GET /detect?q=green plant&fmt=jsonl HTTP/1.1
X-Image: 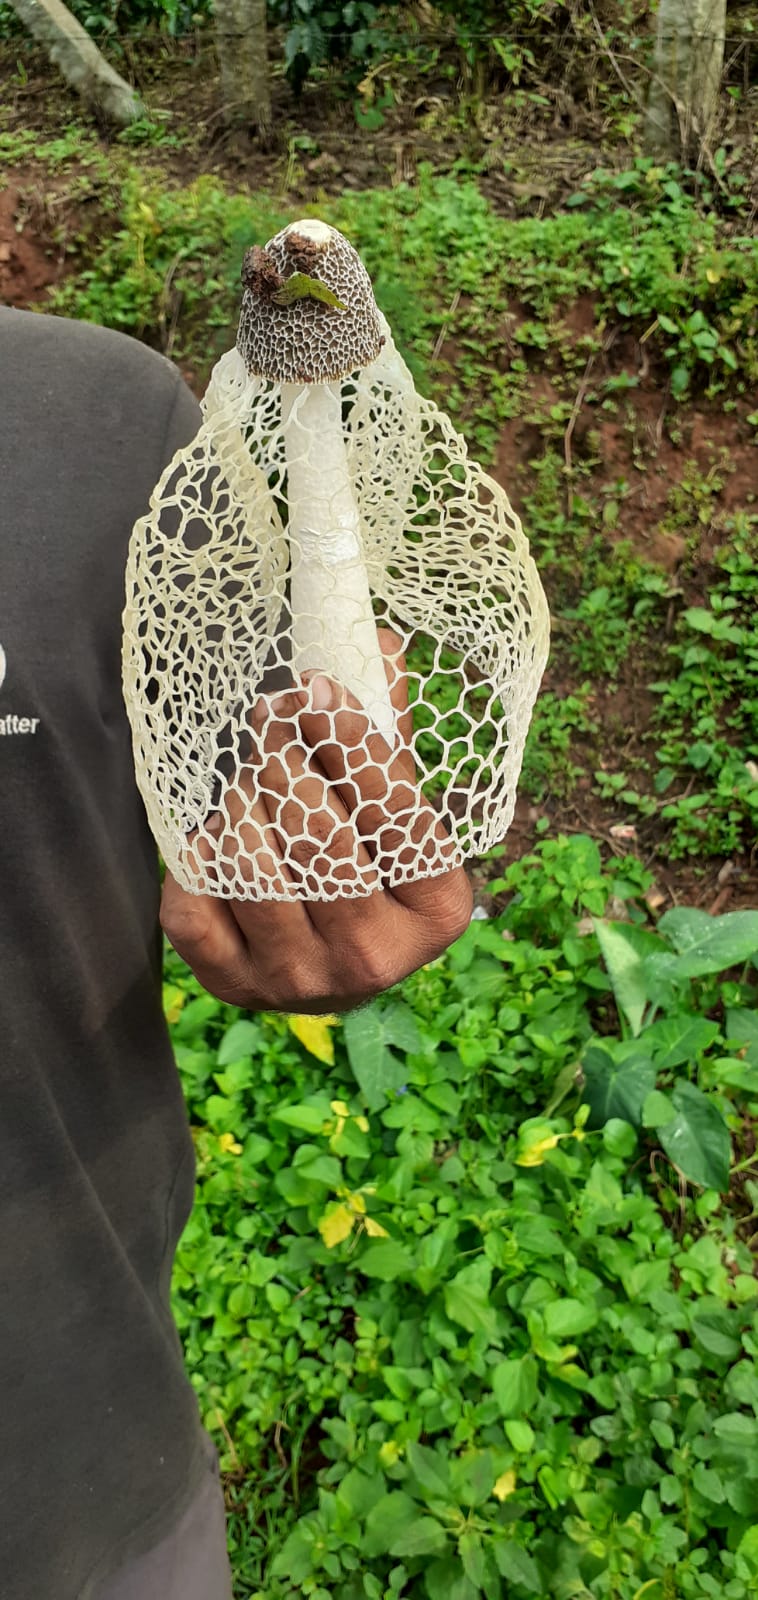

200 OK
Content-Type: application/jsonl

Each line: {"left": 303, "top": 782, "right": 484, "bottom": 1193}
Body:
{"left": 52, "top": 172, "right": 288, "bottom": 366}
{"left": 520, "top": 688, "right": 596, "bottom": 801}
{"left": 268, "top": 0, "right": 400, "bottom": 94}
{"left": 651, "top": 524, "right": 758, "bottom": 858}
{"left": 0, "top": 125, "right": 106, "bottom": 168}
{"left": 168, "top": 835, "right": 758, "bottom": 1599}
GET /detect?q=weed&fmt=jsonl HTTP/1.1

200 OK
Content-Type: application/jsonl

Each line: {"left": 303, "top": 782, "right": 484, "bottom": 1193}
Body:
{"left": 590, "top": 521, "right": 758, "bottom": 860}
{"left": 520, "top": 687, "right": 597, "bottom": 802}
{"left": 168, "top": 837, "right": 758, "bottom": 1598}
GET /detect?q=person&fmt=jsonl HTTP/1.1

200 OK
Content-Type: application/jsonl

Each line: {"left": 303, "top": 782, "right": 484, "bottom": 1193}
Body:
{"left": 0, "top": 305, "right": 472, "bottom": 1600}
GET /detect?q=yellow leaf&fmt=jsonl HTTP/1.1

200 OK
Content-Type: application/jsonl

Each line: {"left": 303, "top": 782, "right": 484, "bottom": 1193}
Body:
{"left": 551, "top": 1344, "right": 579, "bottom": 1365}
{"left": 331, "top": 1099, "right": 351, "bottom": 1117}
{"left": 356, "top": 1116, "right": 369, "bottom": 1133}
{"left": 288, "top": 1014, "right": 338, "bottom": 1065}
{"left": 364, "top": 1217, "right": 389, "bottom": 1238}
{"left": 516, "top": 1133, "right": 561, "bottom": 1167}
{"left": 218, "top": 1133, "right": 242, "bottom": 1155}
{"left": 493, "top": 1470, "right": 517, "bottom": 1501}
{"left": 162, "top": 983, "right": 185, "bottom": 1025}
{"left": 706, "top": 268, "right": 720, "bottom": 284}
{"left": 379, "top": 1439, "right": 402, "bottom": 1467}
{"left": 349, "top": 1190, "right": 367, "bottom": 1215}
{"left": 319, "top": 1204, "right": 355, "bottom": 1248}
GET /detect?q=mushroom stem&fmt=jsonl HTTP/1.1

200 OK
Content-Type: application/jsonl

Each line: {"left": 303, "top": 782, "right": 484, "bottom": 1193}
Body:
{"left": 281, "top": 379, "right": 396, "bottom": 743}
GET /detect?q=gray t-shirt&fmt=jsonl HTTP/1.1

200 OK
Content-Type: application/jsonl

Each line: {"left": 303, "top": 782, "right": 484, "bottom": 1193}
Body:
{"left": 0, "top": 307, "right": 209, "bottom": 1599}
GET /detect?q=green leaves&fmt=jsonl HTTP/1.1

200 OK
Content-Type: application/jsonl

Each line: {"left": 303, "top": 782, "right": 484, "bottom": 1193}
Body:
{"left": 444, "top": 1260, "right": 498, "bottom": 1338}
{"left": 577, "top": 904, "right": 758, "bottom": 1191}
{"left": 493, "top": 1541, "right": 542, "bottom": 1590}
{"left": 406, "top": 1442, "right": 451, "bottom": 1501}
{"left": 492, "top": 1355, "right": 539, "bottom": 1418}
{"left": 363, "top": 1492, "right": 418, "bottom": 1559}
{"left": 391, "top": 1518, "right": 448, "bottom": 1559}
{"left": 659, "top": 908, "right": 758, "bottom": 977}
{"left": 166, "top": 851, "right": 758, "bottom": 1600}
{"left": 592, "top": 919, "right": 663, "bottom": 1035}
{"left": 584, "top": 1049, "right": 730, "bottom": 1190}
{"left": 658, "top": 1080, "right": 731, "bottom": 1191}
{"left": 645, "top": 1012, "right": 720, "bottom": 1070}
{"left": 358, "top": 1239, "right": 414, "bottom": 1280}
{"left": 542, "top": 1296, "right": 598, "bottom": 1339}
{"left": 343, "top": 1001, "right": 417, "bottom": 1109}
{"left": 582, "top": 1044, "right": 656, "bottom": 1128}
{"left": 216, "top": 1018, "right": 261, "bottom": 1062}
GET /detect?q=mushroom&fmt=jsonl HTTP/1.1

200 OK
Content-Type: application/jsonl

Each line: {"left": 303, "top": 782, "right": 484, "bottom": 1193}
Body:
{"left": 237, "top": 219, "right": 396, "bottom": 743}
{"left": 122, "top": 218, "right": 549, "bottom": 903}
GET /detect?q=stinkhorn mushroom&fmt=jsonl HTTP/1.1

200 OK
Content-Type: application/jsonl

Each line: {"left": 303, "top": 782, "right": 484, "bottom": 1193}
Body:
{"left": 237, "top": 219, "right": 396, "bottom": 743}
{"left": 122, "top": 218, "right": 550, "bottom": 902}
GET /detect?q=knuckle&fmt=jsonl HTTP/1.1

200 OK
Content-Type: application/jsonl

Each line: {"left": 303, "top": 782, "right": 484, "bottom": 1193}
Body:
{"left": 435, "top": 875, "right": 474, "bottom": 948}
{"left": 275, "top": 954, "right": 329, "bottom": 1011}
{"left": 210, "top": 970, "right": 259, "bottom": 1009}
{"left": 414, "top": 873, "right": 473, "bottom": 957}
{"left": 159, "top": 890, "right": 213, "bottom": 953}
{"left": 344, "top": 935, "right": 398, "bottom": 997}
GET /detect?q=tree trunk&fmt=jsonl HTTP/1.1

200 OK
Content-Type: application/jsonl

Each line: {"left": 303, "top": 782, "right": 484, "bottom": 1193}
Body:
{"left": 645, "top": 0, "right": 727, "bottom": 160}
{"left": 9, "top": 0, "right": 143, "bottom": 126}
{"left": 214, "top": 0, "right": 272, "bottom": 142}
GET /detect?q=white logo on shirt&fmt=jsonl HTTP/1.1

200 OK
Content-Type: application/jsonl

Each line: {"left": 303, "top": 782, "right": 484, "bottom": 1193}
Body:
{"left": 0, "top": 641, "right": 41, "bottom": 737}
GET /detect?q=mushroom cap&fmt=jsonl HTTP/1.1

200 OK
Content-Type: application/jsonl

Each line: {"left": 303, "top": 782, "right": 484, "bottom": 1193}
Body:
{"left": 236, "top": 219, "right": 384, "bottom": 385}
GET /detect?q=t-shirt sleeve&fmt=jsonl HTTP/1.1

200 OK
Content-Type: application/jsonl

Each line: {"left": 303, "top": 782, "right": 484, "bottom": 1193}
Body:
{"left": 160, "top": 373, "right": 203, "bottom": 465}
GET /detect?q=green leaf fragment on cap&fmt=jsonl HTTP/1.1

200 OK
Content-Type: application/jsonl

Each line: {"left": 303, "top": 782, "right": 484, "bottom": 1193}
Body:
{"left": 272, "top": 272, "right": 347, "bottom": 310}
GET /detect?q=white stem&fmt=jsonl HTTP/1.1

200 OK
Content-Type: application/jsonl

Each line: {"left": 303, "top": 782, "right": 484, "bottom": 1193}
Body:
{"left": 281, "top": 381, "right": 396, "bottom": 743}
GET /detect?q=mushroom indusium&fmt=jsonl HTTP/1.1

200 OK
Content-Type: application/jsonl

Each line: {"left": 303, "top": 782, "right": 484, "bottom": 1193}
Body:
{"left": 122, "top": 218, "right": 550, "bottom": 903}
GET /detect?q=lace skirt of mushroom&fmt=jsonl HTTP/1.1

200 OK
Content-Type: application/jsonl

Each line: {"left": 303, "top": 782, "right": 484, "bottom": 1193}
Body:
{"left": 122, "top": 320, "right": 550, "bottom": 902}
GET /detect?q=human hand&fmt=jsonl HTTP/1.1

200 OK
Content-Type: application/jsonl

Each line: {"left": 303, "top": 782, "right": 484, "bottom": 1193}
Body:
{"left": 160, "top": 631, "right": 473, "bottom": 1013}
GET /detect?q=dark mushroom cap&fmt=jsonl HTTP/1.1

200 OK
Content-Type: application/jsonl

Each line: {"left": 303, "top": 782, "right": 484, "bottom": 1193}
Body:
{"left": 236, "top": 219, "right": 384, "bottom": 384}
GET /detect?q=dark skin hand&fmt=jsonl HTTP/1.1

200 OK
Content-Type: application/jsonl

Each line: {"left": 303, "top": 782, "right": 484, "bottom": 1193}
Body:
{"left": 161, "top": 631, "right": 473, "bottom": 1013}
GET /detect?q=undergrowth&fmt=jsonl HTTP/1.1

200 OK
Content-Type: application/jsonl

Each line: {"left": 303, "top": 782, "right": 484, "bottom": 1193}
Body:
{"left": 167, "top": 835, "right": 758, "bottom": 1599}
{"left": 46, "top": 158, "right": 758, "bottom": 439}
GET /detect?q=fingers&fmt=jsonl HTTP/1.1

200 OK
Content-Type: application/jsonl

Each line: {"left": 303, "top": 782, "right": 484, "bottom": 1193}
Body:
{"left": 182, "top": 778, "right": 293, "bottom": 898}
{"left": 178, "top": 620, "right": 465, "bottom": 949}
{"left": 161, "top": 868, "right": 336, "bottom": 1011}
{"left": 250, "top": 692, "right": 378, "bottom": 893}
{"left": 247, "top": 627, "right": 417, "bottom": 884}
{"left": 166, "top": 614, "right": 473, "bottom": 1011}
{"left": 161, "top": 870, "right": 253, "bottom": 1003}
{"left": 388, "top": 860, "right": 473, "bottom": 929}
{"left": 294, "top": 673, "right": 455, "bottom": 878}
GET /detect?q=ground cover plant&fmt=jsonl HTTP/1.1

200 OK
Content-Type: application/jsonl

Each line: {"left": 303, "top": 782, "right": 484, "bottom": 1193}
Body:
{"left": 167, "top": 835, "right": 758, "bottom": 1598}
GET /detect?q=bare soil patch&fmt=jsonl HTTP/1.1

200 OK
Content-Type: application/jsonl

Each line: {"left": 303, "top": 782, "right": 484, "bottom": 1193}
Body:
{"left": 0, "top": 184, "right": 63, "bottom": 305}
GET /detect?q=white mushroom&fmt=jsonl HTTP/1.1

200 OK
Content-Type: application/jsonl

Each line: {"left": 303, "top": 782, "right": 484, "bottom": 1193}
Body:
{"left": 237, "top": 219, "right": 396, "bottom": 742}
{"left": 122, "top": 219, "right": 550, "bottom": 903}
